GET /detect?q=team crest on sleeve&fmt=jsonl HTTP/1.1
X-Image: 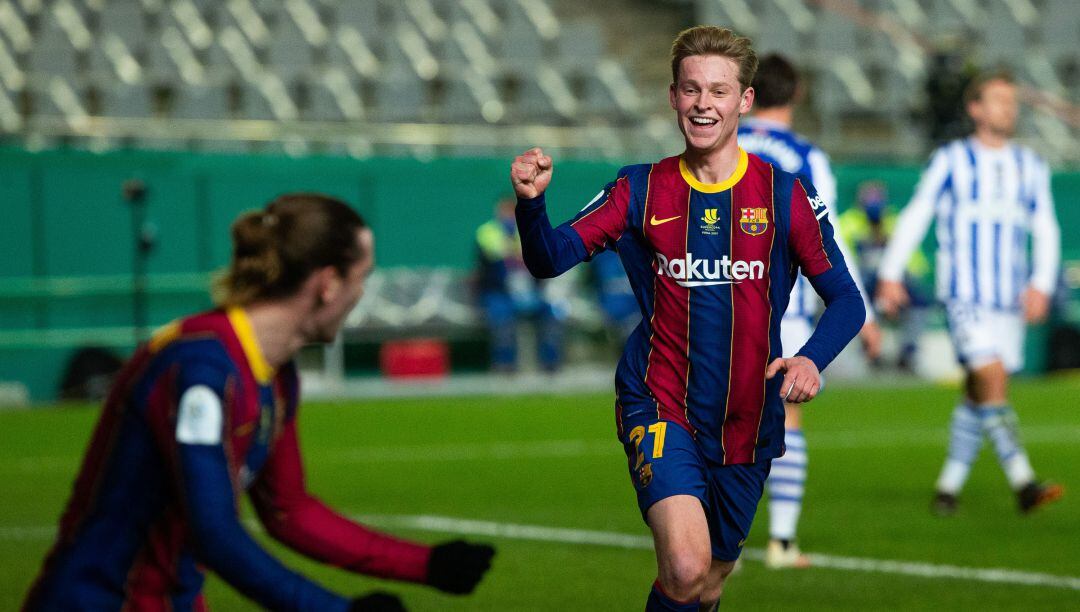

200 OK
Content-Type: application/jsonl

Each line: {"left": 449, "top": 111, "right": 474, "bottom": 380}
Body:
{"left": 739, "top": 207, "right": 769, "bottom": 236}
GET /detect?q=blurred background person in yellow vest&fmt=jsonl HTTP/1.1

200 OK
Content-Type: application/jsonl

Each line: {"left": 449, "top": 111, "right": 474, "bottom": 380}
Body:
{"left": 475, "top": 196, "right": 567, "bottom": 373}
{"left": 839, "top": 181, "right": 932, "bottom": 372}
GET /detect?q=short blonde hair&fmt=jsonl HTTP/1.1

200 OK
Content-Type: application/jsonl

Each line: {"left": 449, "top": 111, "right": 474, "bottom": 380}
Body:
{"left": 671, "top": 26, "right": 758, "bottom": 90}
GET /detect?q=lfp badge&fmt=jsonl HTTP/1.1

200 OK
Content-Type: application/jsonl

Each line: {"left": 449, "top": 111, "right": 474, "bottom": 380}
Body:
{"left": 739, "top": 207, "right": 768, "bottom": 236}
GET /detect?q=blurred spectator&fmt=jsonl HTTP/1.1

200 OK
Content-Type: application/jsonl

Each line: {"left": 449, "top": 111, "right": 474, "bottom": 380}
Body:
{"left": 839, "top": 181, "right": 931, "bottom": 371}
{"left": 475, "top": 197, "right": 565, "bottom": 372}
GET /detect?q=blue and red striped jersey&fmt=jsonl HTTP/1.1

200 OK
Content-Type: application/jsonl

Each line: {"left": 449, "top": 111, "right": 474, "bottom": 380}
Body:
{"left": 516, "top": 150, "right": 864, "bottom": 465}
{"left": 25, "top": 308, "right": 430, "bottom": 612}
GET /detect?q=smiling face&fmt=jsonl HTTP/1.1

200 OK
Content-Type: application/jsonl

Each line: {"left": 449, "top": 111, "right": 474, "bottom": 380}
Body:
{"left": 670, "top": 54, "right": 755, "bottom": 157}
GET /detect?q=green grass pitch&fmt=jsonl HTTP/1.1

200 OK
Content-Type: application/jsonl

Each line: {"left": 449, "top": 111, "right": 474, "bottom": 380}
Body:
{"left": 1, "top": 378, "right": 1078, "bottom": 610}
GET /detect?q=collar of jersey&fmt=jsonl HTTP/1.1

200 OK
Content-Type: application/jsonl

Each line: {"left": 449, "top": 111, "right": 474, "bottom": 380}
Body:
{"left": 679, "top": 148, "right": 748, "bottom": 193}
{"left": 226, "top": 306, "right": 274, "bottom": 385}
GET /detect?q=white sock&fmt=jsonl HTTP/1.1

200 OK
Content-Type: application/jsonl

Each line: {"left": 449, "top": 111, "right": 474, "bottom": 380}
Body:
{"left": 936, "top": 402, "right": 983, "bottom": 494}
{"left": 769, "top": 429, "right": 806, "bottom": 541}
{"left": 978, "top": 405, "right": 1035, "bottom": 490}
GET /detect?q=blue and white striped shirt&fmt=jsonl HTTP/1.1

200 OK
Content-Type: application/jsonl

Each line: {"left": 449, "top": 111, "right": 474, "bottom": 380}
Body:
{"left": 739, "top": 117, "right": 874, "bottom": 321}
{"left": 879, "top": 137, "right": 1060, "bottom": 309}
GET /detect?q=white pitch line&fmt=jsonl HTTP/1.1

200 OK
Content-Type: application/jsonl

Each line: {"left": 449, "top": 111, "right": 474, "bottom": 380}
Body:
{"left": 5, "top": 514, "right": 1079, "bottom": 591}
{"left": 354, "top": 514, "right": 1080, "bottom": 592}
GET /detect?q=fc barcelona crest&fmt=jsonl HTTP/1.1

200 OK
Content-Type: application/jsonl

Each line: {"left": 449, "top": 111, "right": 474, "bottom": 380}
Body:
{"left": 739, "top": 207, "right": 768, "bottom": 236}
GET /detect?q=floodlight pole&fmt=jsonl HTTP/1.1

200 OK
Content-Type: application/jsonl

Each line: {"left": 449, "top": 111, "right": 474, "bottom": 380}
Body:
{"left": 123, "top": 179, "right": 154, "bottom": 345}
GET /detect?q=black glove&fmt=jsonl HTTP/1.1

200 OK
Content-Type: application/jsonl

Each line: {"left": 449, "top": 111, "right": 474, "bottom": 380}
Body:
{"left": 426, "top": 539, "right": 496, "bottom": 594}
{"left": 350, "top": 591, "right": 406, "bottom": 612}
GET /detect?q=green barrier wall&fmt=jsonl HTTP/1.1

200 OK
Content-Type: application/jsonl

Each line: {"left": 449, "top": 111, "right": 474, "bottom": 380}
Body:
{"left": 1, "top": 148, "right": 1077, "bottom": 401}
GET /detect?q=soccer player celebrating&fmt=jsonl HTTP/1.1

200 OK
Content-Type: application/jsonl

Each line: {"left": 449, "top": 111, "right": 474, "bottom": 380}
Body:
{"left": 511, "top": 27, "right": 864, "bottom": 610}
{"left": 876, "top": 71, "right": 1064, "bottom": 516}
{"left": 738, "top": 53, "right": 881, "bottom": 569}
{"left": 25, "top": 194, "right": 494, "bottom": 611}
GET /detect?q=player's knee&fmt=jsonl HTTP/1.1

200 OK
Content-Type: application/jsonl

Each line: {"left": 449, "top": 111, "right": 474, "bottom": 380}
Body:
{"left": 699, "top": 563, "right": 733, "bottom": 607}
{"left": 968, "top": 360, "right": 1008, "bottom": 403}
{"left": 658, "top": 552, "right": 711, "bottom": 600}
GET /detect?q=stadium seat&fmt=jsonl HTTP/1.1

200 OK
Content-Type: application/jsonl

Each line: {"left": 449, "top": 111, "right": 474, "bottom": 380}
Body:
{"left": 90, "top": 33, "right": 143, "bottom": 85}
{"left": 266, "top": 11, "right": 318, "bottom": 79}
{"left": 97, "top": 2, "right": 149, "bottom": 51}
{"left": 100, "top": 82, "right": 154, "bottom": 118}
{"left": 374, "top": 72, "right": 429, "bottom": 122}
{"left": 332, "top": 0, "right": 382, "bottom": 42}
{"left": 302, "top": 68, "right": 364, "bottom": 121}
{"left": 26, "top": 5, "right": 85, "bottom": 78}
{"left": 758, "top": 0, "right": 812, "bottom": 58}
{"left": 442, "top": 68, "right": 504, "bottom": 124}
{"left": 171, "top": 83, "right": 231, "bottom": 119}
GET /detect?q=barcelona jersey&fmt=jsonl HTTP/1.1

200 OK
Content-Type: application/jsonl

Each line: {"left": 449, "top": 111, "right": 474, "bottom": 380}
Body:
{"left": 517, "top": 150, "right": 861, "bottom": 466}
{"left": 25, "top": 308, "right": 430, "bottom": 612}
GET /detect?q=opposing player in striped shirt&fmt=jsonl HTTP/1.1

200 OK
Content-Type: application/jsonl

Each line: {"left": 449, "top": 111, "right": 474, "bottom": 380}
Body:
{"left": 876, "top": 71, "right": 1063, "bottom": 516}
{"left": 738, "top": 53, "right": 881, "bottom": 569}
{"left": 512, "top": 27, "right": 865, "bottom": 610}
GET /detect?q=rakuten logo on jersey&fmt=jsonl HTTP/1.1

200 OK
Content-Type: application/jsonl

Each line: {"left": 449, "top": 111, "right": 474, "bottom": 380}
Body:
{"left": 655, "top": 253, "right": 765, "bottom": 287}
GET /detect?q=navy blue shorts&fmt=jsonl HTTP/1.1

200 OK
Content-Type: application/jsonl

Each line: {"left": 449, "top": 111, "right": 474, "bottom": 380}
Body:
{"left": 620, "top": 414, "right": 771, "bottom": 561}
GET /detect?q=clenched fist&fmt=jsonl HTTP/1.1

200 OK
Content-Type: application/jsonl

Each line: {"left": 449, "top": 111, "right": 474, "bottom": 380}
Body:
{"left": 510, "top": 147, "right": 553, "bottom": 200}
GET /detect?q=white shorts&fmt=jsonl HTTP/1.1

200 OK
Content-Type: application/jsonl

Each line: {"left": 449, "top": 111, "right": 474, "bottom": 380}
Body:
{"left": 780, "top": 315, "right": 814, "bottom": 359}
{"left": 944, "top": 302, "right": 1025, "bottom": 373}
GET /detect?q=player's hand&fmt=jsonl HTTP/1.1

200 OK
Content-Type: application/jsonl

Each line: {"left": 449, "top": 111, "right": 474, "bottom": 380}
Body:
{"left": 874, "top": 280, "right": 909, "bottom": 319}
{"left": 350, "top": 591, "right": 406, "bottom": 612}
{"left": 1022, "top": 287, "right": 1050, "bottom": 324}
{"left": 510, "top": 147, "right": 553, "bottom": 200}
{"left": 766, "top": 356, "right": 821, "bottom": 404}
{"left": 859, "top": 320, "right": 883, "bottom": 360}
{"left": 427, "top": 540, "right": 496, "bottom": 595}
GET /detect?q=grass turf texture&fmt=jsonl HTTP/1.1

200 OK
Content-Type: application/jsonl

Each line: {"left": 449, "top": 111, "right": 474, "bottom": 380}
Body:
{"left": 1, "top": 378, "right": 1078, "bottom": 610}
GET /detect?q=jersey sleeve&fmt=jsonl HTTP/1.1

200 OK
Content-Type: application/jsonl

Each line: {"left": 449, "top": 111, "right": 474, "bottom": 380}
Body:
{"left": 250, "top": 408, "right": 432, "bottom": 584}
{"left": 878, "top": 148, "right": 950, "bottom": 282}
{"left": 1028, "top": 157, "right": 1060, "bottom": 294}
{"left": 169, "top": 358, "right": 350, "bottom": 612}
{"left": 515, "top": 173, "right": 631, "bottom": 278}
{"left": 567, "top": 176, "right": 632, "bottom": 255}
{"left": 805, "top": 149, "right": 875, "bottom": 321}
{"left": 788, "top": 178, "right": 866, "bottom": 371}
{"left": 788, "top": 177, "right": 844, "bottom": 278}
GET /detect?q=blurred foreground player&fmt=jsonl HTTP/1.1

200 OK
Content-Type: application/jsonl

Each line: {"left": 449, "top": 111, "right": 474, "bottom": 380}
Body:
{"left": 738, "top": 53, "right": 881, "bottom": 569}
{"left": 511, "top": 27, "right": 864, "bottom": 610}
{"left": 876, "top": 72, "right": 1064, "bottom": 515}
{"left": 25, "top": 194, "right": 494, "bottom": 611}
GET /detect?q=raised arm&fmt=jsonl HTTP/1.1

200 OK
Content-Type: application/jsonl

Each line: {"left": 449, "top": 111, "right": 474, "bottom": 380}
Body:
{"left": 511, "top": 147, "right": 631, "bottom": 278}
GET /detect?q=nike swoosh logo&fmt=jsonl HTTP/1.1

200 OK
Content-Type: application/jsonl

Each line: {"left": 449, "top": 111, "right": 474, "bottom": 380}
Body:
{"left": 650, "top": 214, "right": 682, "bottom": 226}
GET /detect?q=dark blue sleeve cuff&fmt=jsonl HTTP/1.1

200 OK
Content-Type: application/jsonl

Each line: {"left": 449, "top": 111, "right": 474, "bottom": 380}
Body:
{"left": 797, "top": 266, "right": 866, "bottom": 372}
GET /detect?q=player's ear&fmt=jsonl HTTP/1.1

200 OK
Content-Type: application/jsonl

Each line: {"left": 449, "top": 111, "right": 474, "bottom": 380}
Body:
{"left": 739, "top": 86, "right": 755, "bottom": 115}
{"left": 314, "top": 265, "right": 343, "bottom": 306}
{"left": 669, "top": 82, "right": 677, "bottom": 110}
